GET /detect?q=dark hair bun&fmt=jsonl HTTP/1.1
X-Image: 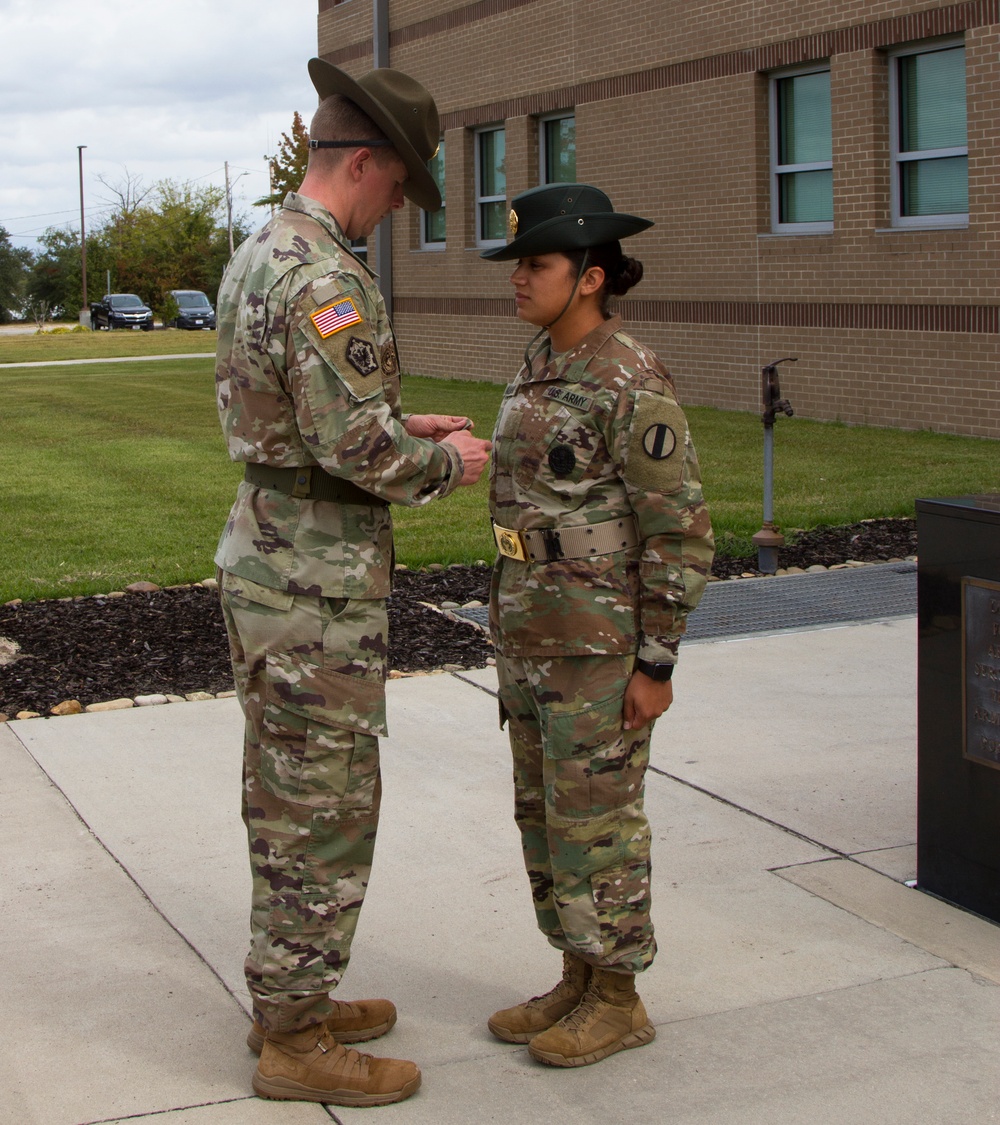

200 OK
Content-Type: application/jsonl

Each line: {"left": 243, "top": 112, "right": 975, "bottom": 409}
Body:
{"left": 606, "top": 255, "right": 644, "bottom": 297}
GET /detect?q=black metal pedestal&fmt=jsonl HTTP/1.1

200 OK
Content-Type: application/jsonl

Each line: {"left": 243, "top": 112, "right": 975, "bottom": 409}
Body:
{"left": 916, "top": 494, "right": 1000, "bottom": 923}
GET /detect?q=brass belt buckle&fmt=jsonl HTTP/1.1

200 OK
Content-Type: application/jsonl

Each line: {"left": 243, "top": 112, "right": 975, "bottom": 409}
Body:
{"left": 493, "top": 522, "right": 527, "bottom": 561}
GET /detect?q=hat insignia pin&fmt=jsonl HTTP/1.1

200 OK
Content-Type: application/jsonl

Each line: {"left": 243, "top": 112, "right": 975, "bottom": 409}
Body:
{"left": 508, "top": 208, "right": 519, "bottom": 238}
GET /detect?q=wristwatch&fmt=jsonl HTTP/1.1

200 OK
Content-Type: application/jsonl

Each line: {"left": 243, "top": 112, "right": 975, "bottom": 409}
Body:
{"left": 635, "top": 659, "right": 674, "bottom": 682}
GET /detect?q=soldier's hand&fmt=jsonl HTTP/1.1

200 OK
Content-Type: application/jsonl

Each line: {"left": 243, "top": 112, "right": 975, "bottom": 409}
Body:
{"left": 442, "top": 428, "right": 492, "bottom": 485}
{"left": 623, "top": 671, "right": 673, "bottom": 730}
{"left": 405, "top": 413, "right": 473, "bottom": 442}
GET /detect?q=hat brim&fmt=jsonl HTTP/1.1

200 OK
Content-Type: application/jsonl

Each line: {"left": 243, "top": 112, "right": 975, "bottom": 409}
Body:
{"left": 308, "top": 58, "right": 441, "bottom": 212}
{"left": 480, "top": 212, "right": 652, "bottom": 261}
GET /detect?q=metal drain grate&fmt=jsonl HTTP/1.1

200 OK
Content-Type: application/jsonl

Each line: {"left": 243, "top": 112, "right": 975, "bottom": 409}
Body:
{"left": 448, "top": 563, "right": 916, "bottom": 641}
{"left": 687, "top": 563, "right": 916, "bottom": 641}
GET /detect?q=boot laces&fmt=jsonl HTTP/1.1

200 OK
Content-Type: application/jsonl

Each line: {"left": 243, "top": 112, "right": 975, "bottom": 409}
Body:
{"left": 559, "top": 991, "right": 606, "bottom": 1032}
{"left": 526, "top": 977, "right": 576, "bottom": 1007}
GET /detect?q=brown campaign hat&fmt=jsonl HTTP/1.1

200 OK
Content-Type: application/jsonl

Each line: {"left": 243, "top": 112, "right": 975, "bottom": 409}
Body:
{"left": 308, "top": 58, "right": 441, "bottom": 212}
{"left": 480, "top": 183, "right": 652, "bottom": 260}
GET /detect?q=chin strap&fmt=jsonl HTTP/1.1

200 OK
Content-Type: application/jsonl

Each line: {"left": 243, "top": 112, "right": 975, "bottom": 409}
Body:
{"left": 521, "top": 249, "right": 591, "bottom": 374}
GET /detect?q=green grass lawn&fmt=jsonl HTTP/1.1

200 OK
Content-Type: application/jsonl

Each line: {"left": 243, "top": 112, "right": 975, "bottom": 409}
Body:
{"left": 0, "top": 345, "right": 996, "bottom": 603}
{"left": 0, "top": 326, "right": 217, "bottom": 364}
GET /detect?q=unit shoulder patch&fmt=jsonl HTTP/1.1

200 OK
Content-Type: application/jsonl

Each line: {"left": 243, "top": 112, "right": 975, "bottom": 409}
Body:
{"left": 625, "top": 391, "right": 688, "bottom": 494}
{"left": 344, "top": 336, "right": 377, "bottom": 376}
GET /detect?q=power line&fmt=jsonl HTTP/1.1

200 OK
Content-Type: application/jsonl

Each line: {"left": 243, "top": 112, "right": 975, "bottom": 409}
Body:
{"left": 0, "top": 207, "right": 82, "bottom": 223}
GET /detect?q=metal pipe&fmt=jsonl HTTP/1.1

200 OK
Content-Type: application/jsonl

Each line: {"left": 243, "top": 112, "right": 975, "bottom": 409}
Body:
{"left": 373, "top": 0, "right": 393, "bottom": 318}
{"left": 762, "top": 423, "right": 775, "bottom": 526}
{"left": 752, "top": 358, "right": 796, "bottom": 574}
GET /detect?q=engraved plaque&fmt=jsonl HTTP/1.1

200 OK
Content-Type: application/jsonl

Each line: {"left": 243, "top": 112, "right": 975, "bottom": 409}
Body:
{"left": 963, "top": 576, "right": 1000, "bottom": 770}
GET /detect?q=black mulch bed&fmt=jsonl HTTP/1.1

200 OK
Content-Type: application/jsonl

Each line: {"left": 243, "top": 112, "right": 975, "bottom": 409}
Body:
{"left": 0, "top": 518, "right": 917, "bottom": 716}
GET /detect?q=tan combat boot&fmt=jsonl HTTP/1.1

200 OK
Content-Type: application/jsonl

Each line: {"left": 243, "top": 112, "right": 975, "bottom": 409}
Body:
{"left": 252, "top": 1024, "right": 420, "bottom": 1106}
{"left": 527, "top": 966, "right": 655, "bottom": 1067}
{"left": 487, "top": 952, "right": 592, "bottom": 1043}
{"left": 246, "top": 997, "right": 397, "bottom": 1054}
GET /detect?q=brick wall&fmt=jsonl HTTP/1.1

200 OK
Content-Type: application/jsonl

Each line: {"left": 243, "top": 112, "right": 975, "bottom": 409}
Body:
{"left": 319, "top": 0, "right": 1000, "bottom": 437}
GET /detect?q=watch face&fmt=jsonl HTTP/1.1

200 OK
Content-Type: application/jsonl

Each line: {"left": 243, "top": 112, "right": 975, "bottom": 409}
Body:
{"left": 637, "top": 659, "right": 673, "bottom": 681}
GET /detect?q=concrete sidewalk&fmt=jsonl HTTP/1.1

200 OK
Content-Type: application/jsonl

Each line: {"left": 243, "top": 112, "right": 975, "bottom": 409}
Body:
{"left": 3, "top": 615, "right": 999, "bottom": 1123}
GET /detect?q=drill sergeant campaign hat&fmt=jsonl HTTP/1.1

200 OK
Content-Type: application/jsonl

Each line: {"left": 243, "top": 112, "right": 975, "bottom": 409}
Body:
{"left": 307, "top": 58, "right": 442, "bottom": 212}
{"left": 480, "top": 183, "right": 652, "bottom": 261}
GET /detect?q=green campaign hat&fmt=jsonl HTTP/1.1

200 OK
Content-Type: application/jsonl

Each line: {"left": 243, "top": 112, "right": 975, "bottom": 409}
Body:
{"left": 308, "top": 59, "right": 442, "bottom": 212}
{"left": 480, "top": 183, "right": 652, "bottom": 261}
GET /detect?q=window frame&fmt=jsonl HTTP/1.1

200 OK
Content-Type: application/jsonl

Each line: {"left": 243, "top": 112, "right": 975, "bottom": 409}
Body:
{"left": 475, "top": 125, "right": 507, "bottom": 248}
{"left": 539, "top": 112, "right": 576, "bottom": 184}
{"left": 420, "top": 139, "right": 446, "bottom": 250}
{"left": 769, "top": 62, "right": 834, "bottom": 235}
{"left": 888, "top": 36, "right": 968, "bottom": 230}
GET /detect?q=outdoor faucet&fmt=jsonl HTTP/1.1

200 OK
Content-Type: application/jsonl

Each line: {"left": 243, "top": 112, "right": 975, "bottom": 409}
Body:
{"left": 752, "top": 357, "right": 797, "bottom": 574}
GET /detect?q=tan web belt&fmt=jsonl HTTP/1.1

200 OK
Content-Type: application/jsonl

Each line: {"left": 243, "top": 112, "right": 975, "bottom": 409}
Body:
{"left": 244, "top": 463, "right": 387, "bottom": 506}
{"left": 492, "top": 516, "right": 639, "bottom": 563}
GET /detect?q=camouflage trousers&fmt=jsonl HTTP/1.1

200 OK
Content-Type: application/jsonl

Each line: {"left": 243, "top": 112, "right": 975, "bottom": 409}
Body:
{"left": 496, "top": 651, "right": 656, "bottom": 974}
{"left": 219, "top": 570, "right": 389, "bottom": 1032}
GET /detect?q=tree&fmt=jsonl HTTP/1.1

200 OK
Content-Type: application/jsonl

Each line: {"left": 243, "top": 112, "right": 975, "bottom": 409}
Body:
{"left": 256, "top": 111, "right": 309, "bottom": 209}
{"left": 26, "top": 227, "right": 84, "bottom": 318}
{"left": 138, "top": 180, "right": 241, "bottom": 314}
{"left": 0, "top": 226, "right": 33, "bottom": 323}
{"left": 25, "top": 171, "right": 248, "bottom": 323}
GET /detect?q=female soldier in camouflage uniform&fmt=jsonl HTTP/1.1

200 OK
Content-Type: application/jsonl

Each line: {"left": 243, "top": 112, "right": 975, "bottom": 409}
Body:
{"left": 480, "top": 184, "right": 714, "bottom": 1068}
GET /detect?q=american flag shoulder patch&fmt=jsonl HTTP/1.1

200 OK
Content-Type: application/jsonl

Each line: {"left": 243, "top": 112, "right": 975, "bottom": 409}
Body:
{"left": 311, "top": 296, "right": 363, "bottom": 338}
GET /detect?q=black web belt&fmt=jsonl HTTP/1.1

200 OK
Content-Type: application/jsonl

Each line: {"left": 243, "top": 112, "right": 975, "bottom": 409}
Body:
{"left": 244, "top": 463, "right": 387, "bottom": 506}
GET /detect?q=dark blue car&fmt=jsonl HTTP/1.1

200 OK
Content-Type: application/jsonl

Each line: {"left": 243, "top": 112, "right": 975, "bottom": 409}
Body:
{"left": 169, "top": 289, "right": 217, "bottom": 330}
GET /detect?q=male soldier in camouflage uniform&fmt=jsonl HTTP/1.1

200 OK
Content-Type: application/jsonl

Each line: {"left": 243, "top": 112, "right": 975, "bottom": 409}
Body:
{"left": 480, "top": 184, "right": 714, "bottom": 1067}
{"left": 215, "top": 59, "right": 490, "bottom": 1107}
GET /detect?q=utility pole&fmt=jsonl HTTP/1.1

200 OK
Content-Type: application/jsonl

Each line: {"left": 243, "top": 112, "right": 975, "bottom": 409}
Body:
{"left": 225, "top": 160, "right": 235, "bottom": 256}
{"left": 77, "top": 145, "right": 88, "bottom": 324}
{"left": 265, "top": 154, "right": 276, "bottom": 216}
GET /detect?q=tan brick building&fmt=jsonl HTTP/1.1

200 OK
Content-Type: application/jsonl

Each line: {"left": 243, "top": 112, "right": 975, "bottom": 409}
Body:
{"left": 318, "top": 0, "right": 999, "bottom": 438}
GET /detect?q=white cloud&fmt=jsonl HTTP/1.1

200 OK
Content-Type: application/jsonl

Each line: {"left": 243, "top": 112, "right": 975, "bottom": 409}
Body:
{"left": 0, "top": 0, "right": 322, "bottom": 250}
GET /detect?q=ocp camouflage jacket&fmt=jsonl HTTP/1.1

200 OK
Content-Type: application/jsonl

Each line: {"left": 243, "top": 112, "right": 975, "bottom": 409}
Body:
{"left": 214, "top": 192, "right": 463, "bottom": 599}
{"left": 489, "top": 316, "right": 714, "bottom": 663}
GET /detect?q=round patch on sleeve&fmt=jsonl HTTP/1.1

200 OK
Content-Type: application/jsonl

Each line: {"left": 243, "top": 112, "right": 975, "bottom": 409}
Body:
{"left": 380, "top": 341, "right": 399, "bottom": 377}
{"left": 641, "top": 423, "right": 677, "bottom": 460}
{"left": 625, "top": 392, "right": 688, "bottom": 494}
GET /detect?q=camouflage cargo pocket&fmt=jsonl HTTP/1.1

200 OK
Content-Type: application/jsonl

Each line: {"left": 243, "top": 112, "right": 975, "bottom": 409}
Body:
{"left": 261, "top": 651, "right": 386, "bottom": 809}
{"left": 543, "top": 691, "right": 639, "bottom": 817}
{"left": 262, "top": 888, "right": 349, "bottom": 990}
{"left": 591, "top": 857, "right": 653, "bottom": 957}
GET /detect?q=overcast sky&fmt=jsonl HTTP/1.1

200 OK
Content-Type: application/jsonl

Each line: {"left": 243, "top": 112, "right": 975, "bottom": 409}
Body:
{"left": 0, "top": 0, "right": 322, "bottom": 254}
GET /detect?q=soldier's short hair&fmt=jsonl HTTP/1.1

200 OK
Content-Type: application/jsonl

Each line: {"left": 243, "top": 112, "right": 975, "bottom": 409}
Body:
{"left": 309, "top": 95, "right": 393, "bottom": 169}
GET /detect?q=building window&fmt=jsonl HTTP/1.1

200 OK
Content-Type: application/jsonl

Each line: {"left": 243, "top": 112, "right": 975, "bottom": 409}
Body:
{"left": 770, "top": 65, "right": 833, "bottom": 233}
{"left": 541, "top": 114, "right": 576, "bottom": 183}
{"left": 889, "top": 39, "right": 967, "bottom": 228}
{"left": 476, "top": 126, "right": 506, "bottom": 245}
{"left": 350, "top": 236, "right": 367, "bottom": 259}
{"left": 422, "top": 140, "right": 446, "bottom": 248}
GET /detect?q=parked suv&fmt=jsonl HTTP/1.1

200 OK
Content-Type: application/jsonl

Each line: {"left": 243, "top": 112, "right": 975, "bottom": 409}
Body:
{"left": 169, "top": 289, "right": 217, "bottom": 330}
{"left": 90, "top": 293, "right": 155, "bottom": 331}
